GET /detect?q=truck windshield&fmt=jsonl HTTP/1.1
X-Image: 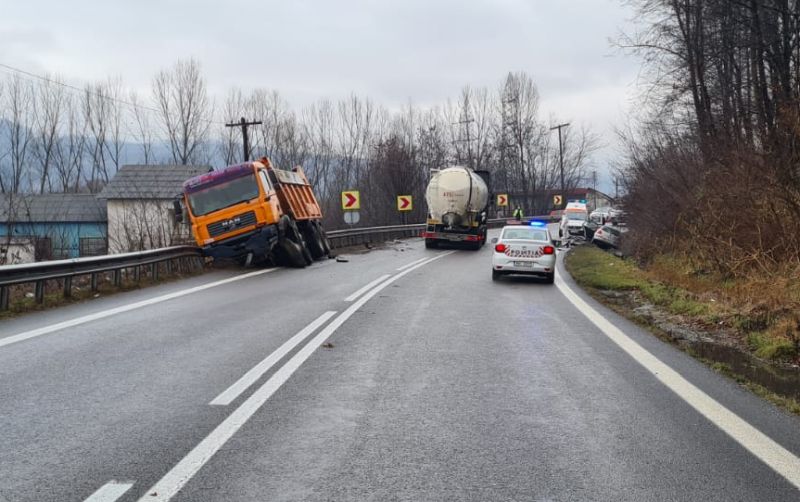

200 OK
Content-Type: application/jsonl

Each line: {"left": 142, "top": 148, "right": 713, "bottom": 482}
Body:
{"left": 187, "top": 173, "right": 259, "bottom": 216}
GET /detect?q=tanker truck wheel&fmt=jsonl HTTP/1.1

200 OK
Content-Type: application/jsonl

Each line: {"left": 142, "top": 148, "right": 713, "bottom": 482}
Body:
{"left": 425, "top": 239, "right": 438, "bottom": 249}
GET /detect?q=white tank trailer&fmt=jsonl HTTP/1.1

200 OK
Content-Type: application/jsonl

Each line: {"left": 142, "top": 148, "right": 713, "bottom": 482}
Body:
{"left": 423, "top": 166, "right": 491, "bottom": 249}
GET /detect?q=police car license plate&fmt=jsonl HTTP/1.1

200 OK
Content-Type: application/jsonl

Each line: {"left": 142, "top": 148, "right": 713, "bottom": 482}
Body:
{"left": 514, "top": 261, "right": 533, "bottom": 267}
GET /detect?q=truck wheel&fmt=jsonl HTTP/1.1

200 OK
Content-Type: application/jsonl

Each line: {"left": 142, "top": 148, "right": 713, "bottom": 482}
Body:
{"left": 279, "top": 239, "right": 306, "bottom": 268}
{"left": 279, "top": 218, "right": 311, "bottom": 268}
{"left": 425, "top": 239, "right": 438, "bottom": 249}
{"left": 301, "top": 221, "right": 326, "bottom": 260}
{"left": 293, "top": 224, "right": 314, "bottom": 266}
{"left": 318, "top": 222, "right": 332, "bottom": 255}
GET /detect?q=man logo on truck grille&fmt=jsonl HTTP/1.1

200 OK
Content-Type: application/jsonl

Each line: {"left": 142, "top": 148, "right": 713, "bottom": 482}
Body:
{"left": 222, "top": 217, "right": 241, "bottom": 228}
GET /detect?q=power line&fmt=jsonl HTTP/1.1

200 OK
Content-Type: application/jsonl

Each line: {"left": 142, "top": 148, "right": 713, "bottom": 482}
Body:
{"left": 0, "top": 61, "right": 224, "bottom": 126}
{"left": 0, "top": 62, "right": 161, "bottom": 114}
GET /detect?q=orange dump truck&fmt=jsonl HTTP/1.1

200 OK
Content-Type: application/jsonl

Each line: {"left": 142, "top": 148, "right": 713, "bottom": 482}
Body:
{"left": 174, "top": 157, "right": 330, "bottom": 267}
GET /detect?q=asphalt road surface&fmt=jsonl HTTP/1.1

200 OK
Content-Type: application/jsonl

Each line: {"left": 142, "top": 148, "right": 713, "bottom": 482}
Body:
{"left": 1, "top": 233, "right": 800, "bottom": 502}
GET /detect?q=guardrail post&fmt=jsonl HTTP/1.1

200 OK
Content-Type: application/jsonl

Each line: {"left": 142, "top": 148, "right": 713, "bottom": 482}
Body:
{"left": 63, "top": 276, "right": 72, "bottom": 298}
{"left": 35, "top": 280, "right": 44, "bottom": 304}
{"left": 134, "top": 266, "right": 141, "bottom": 282}
{"left": 152, "top": 263, "right": 159, "bottom": 281}
{"left": 166, "top": 259, "right": 173, "bottom": 275}
{"left": 91, "top": 273, "right": 98, "bottom": 292}
{"left": 113, "top": 269, "right": 122, "bottom": 287}
{"left": 0, "top": 286, "right": 9, "bottom": 311}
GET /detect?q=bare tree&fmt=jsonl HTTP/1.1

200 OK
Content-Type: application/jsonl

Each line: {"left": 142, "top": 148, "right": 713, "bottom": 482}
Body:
{"left": 301, "top": 99, "right": 336, "bottom": 199}
{"left": 3, "top": 75, "right": 35, "bottom": 193}
{"left": 498, "top": 72, "right": 541, "bottom": 213}
{"left": 53, "top": 94, "right": 86, "bottom": 192}
{"left": 129, "top": 91, "right": 155, "bottom": 164}
{"left": 102, "top": 78, "right": 125, "bottom": 179}
{"left": 83, "top": 82, "right": 111, "bottom": 190}
{"left": 32, "top": 75, "right": 65, "bottom": 193}
{"left": 152, "top": 58, "right": 213, "bottom": 165}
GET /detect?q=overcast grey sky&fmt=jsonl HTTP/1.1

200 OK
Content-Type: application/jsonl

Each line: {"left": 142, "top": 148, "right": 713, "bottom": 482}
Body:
{"left": 1, "top": 0, "right": 642, "bottom": 191}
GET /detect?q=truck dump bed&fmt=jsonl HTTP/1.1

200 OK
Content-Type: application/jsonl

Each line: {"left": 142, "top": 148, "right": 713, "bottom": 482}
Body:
{"left": 265, "top": 159, "right": 322, "bottom": 221}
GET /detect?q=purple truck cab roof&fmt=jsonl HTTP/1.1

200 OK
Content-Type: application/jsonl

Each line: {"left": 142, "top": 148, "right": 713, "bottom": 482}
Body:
{"left": 183, "top": 163, "right": 253, "bottom": 193}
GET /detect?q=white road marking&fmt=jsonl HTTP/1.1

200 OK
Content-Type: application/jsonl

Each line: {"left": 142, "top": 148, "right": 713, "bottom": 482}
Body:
{"left": 555, "top": 274, "right": 800, "bottom": 491}
{"left": 395, "top": 257, "right": 427, "bottom": 272}
{"left": 0, "top": 268, "right": 277, "bottom": 350}
{"left": 209, "top": 311, "right": 338, "bottom": 406}
{"left": 137, "top": 251, "right": 455, "bottom": 502}
{"left": 83, "top": 480, "right": 134, "bottom": 502}
{"left": 344, "top": 274, "right": 391, "bottom": 302}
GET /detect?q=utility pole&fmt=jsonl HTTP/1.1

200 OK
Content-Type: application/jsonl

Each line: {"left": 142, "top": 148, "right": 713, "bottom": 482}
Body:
{"left": 549, "top": 123, "right": 570, "bottom": 209}
{"left": 225, "top": 117, "right": 263, "bottom": 162}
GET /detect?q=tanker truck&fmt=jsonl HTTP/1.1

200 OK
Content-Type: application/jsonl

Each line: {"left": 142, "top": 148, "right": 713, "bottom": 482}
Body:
{"left": 422, "top": 166, "right": 491, "bottom": 250}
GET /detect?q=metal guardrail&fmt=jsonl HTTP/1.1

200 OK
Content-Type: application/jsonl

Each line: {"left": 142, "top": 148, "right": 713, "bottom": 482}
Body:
{"left": 0, "top": 217, "right": 548, "bottom": 311}
{"left": 324, "top": 218, "right": 516, "bottom": 248}
{"left": 326, "top": 224, "right": 425, "bottom": 248}
{"left": 0, "top": 246, "right": 203, "bottom": 311}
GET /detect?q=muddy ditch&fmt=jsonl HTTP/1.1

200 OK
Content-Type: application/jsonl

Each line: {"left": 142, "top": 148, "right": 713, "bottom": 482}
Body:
{"left": 594, "top": 288, "right": 800, "bottom": 403}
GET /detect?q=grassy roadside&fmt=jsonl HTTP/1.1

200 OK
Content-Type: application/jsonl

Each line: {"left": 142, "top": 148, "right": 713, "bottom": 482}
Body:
{"left": 565, "top": 245, "right": 800, "bottom": 415}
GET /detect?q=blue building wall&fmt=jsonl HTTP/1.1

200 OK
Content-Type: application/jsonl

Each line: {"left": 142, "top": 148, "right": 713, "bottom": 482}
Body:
{"left": 0, "top": 222, "right": 107, "bottom": 259}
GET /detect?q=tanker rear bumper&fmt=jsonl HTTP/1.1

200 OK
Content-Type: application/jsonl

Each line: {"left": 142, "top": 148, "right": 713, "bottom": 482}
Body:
{"left": 202, "top": 225, "right": 279, "bottom": 260}
{"left": 423, "top": 223, "right": 486, "bottom": 242}
{"left": 422, "top": 231, "right": 483, "bottom": 242}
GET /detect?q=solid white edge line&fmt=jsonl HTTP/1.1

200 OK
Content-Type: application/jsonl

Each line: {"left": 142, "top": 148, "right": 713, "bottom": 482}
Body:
{"left": 83, "top": 480, "right": 134, "bottom": 502}
{"left": 344, "top": 274, "right": 391, "bottom": 302}
{"left": 137, "top": 251, "right": 455, "bottom": 502}
{"left": 555, "top": 274, "right": 800, "bottom": 491}
{"left": 395, "top": 257, "right": 427, "bottom": 272}
{"left": 0, "top": 268, "right": 278, "bottom": 350}
{"left": 209, "top": 311, "right": 338, "bottom": 406}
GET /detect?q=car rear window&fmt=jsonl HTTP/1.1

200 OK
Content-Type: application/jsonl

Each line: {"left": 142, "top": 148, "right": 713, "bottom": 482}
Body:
{"left": 502, "top": 229, "right": 548, "bottom": 241}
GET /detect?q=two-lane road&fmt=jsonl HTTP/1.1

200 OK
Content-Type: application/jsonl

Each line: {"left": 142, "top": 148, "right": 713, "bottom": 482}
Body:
{"left": 1, "top": 234, "right": 799, "bottom": 501}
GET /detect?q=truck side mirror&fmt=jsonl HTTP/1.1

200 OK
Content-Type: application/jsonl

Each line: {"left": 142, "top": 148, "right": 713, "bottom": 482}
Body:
{"left": 173, "top": 199, "right": 183, "bottom": 223}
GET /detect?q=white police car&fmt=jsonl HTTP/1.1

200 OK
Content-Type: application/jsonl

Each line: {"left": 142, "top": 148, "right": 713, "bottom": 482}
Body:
{"left": 491, "top": 222, "right": 556, "bottom": 283}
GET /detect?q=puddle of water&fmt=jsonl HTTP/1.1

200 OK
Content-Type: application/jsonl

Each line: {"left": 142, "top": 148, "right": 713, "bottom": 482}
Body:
{"left": 687, "top": 341, "right": 800, "bottom": 401}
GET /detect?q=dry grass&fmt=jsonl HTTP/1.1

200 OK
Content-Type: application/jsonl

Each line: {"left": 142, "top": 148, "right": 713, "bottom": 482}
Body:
{"left": 568, "top": 246, "right": 800, "bottom": 363}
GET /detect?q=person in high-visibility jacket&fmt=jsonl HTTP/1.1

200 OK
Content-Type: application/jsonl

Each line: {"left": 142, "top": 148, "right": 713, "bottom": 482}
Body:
{"left": 513, "top": 206, "right": 524, "bottom": 220}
